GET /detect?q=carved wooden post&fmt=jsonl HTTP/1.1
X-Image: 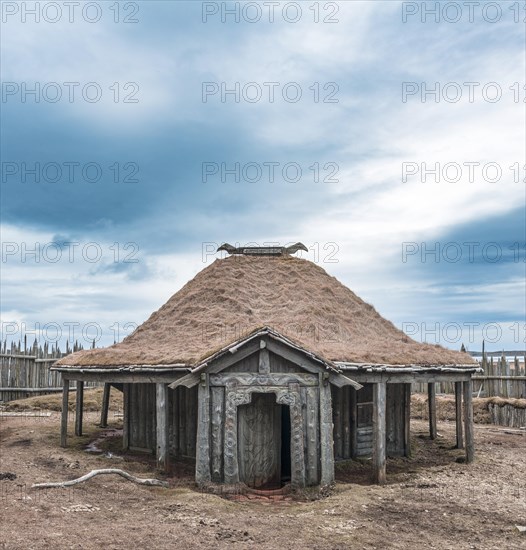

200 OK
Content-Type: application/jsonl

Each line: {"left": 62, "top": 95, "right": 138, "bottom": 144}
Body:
{"left": 428, "top": 383, "right": 437, "bottom": 440}
{"left": 60, "top": 378, "right": 69, "bottom": 447}
{"left": 196, "top": 373, "right": 212, "bottom": 484}
{"left": 224, "top": 384, "right": 250, "bottom": 484}
{"left": 455, "top": 382, "right": 463, "bottom": 449}
{"left": 210, "top": 386, "right": 224, "bottom": 482}
{"left": 319, "top": 372, "right": 335, "bottom": 486}
{"left": 372, "top": 381, "right": 386, "bottom": 484}
{"left": 280, "top": 384, "right": 306, "bottom": 489}
{"left": 305, "top": 386, "right": 319, "bottom": 484}
{"left": 75, "top": 380, "right": 84, "bottom": 436}
{"left": 463, "top": 379, "right": 474, "bottom": 463}
{"left": 100, "top": 383, "right": 111, "bottom": 428}
{"left": 156, "top": 383, "right": 169, "bottom": 471}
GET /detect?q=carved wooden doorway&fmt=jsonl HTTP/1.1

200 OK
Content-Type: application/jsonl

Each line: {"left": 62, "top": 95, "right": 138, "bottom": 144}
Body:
{"left": 238, "top": 393, "right": 289, "bottom": 489}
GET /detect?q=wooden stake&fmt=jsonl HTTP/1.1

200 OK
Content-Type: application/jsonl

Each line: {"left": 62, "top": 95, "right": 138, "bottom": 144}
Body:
{"left": 428, "top": 383, "right": 437, "bottom": 440}
{"left": 455, "top": 381, "right": 463, "bottom": 449}
{"left": 60, "top": 379, "right": 69, "bottom": 447}
{"left": 372, "top": 382, "right": 386, "bottom": 484}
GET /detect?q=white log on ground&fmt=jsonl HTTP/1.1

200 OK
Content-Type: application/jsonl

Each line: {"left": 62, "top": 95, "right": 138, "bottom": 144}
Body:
{"left": 31, "top": 468, "right": 169, "bottom": 489}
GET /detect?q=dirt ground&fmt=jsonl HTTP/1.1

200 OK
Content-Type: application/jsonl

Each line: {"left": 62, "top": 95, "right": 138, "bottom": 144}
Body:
{"left": 0, "top": 404, "right": 525, "bottom": 549}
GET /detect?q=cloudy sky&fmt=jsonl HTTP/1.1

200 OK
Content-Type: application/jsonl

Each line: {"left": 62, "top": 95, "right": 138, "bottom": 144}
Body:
{"left": 1, "top": 0, "right": 524, "bottom": 353}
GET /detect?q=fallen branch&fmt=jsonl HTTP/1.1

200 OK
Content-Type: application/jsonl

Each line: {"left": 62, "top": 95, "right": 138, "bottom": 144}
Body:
{"left": 31, "top": 468, "right": 169, "bottom": 489}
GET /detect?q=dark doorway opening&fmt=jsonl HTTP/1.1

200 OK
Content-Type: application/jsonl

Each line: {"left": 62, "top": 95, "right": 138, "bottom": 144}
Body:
{"left": 280, "top": 404, "right": 291, "bottom": 484}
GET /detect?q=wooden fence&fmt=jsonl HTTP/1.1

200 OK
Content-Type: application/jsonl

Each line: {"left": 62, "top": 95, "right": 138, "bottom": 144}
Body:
{"left": 0, "top": 337, "right": 98, "bottom": 402}
{"left": 413, "top": 354, "right": 526, "bottom": 399}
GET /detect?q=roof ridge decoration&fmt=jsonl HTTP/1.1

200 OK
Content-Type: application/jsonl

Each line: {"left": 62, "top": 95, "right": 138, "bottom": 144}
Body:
{"left": 217, "top": 242, "right": 308, "bottom": 256}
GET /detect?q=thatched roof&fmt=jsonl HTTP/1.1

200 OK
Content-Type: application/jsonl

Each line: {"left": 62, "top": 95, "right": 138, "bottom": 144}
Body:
{"left": 56, "top": 255, "right": 475, "bottom": 368}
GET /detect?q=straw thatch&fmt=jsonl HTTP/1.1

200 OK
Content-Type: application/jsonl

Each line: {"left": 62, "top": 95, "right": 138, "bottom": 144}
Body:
{"left": 56, "top": 255, "right": 475, "bottom": 368}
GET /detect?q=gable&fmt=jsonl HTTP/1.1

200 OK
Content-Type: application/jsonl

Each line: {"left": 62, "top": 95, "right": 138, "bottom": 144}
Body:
{"left": 169, "top": 332, "right": 361, "bottom": 390}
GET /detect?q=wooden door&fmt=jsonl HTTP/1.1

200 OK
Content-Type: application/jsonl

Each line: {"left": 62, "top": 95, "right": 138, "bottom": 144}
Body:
{"left": 238, "top": 393, "right": 281, "bottom": 488}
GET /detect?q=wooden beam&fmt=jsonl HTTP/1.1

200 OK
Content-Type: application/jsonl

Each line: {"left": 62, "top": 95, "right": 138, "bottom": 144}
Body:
{"left": 156, "top": 383, "right": 169, "bottom": 472}
{"left": 75, "top": 380, "right": 84, "bottom": 436}
{"left": 61, "top": 371, "right": 188, "bottom": 384}
{"left": 404, "top": 383, "right": 411, "bottom": 457}
{"left": 372, "top": 382, "right": 386, "bottom": 484}
{"left": 60, "top": 379, "right": 69, "bottom": 448}
{"left": 463, "top": 379, "right": 474, "bottom": 463}
{"left": 169, "top": 340, "right": 261, "bottom": 389}
{"left": 339, "top": 372, "right": 471, "bottom": 384}
{"left": 455, "top": 382, "right": 463, "bottom": 449}
{"left": 428, "top": 383, "right": 437, "bottom": 440}
{"left": 266, "top": 339, "right": 325, "bottom": 374}
{"left": 329, "top": 372, "right": 362, "bottom": 390}
{"left": 319, "top": 373, "right": 335, "bottom": 486}
{"left": 100, "top": 383, "right": 111, "bottom": 428}
{"left": 195, "top": 374, "right": 212, "bottom": 484}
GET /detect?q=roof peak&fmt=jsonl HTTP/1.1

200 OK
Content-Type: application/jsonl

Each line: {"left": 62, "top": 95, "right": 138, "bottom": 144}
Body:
{"left": 217, "top": 242, "right": 308, "bottom": 257}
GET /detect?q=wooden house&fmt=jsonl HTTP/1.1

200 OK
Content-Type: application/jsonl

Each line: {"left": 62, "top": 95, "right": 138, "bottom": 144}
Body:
{"left": 54, "top": 245, "right": 480, "bottom": 488}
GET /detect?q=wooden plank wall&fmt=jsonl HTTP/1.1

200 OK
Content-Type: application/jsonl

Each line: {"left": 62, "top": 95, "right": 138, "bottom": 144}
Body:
{"left": 333, "top": 383, "right": 407, "bottom": 460}
{"left": 127, "top": 384, "right": 198, "bottom": 457}
{"left": 128, "top": 383, "right": 156, "bottom": 452}
{"left": 168, "top": 386, "right": 198, "bottom": 459}
{"left": 386, "top": 384, "right": 406, "bottom": 456}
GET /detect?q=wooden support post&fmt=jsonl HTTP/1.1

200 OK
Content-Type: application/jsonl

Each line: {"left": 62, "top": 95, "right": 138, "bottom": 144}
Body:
{"left": 319, "top": 373, "right": 335, "bottom": 486}
{"left": 428, "top": 383, "right": 437, "bottom": 440}
{"left": 404, "top": 383, "right": 411, "bottom": 457}
{"left": 349, "top": 387, "right": 358, "bottom": 459}
{"left": 75, "top": 380, "right": 84, "bottom": 436}
{"left": 123, "top": 384, "right": 130, "bottom": 450}
{"left": 100, "top": 383, "right": 111, "bottom": 428}
{"left": 463, "top": 379, "right": 474, "bottom": 463}
{"left": 455, "top": 382, "right": 464, "bottom": 449}
{"left": 60, "top": 378, "right": 69, "bottom": 447}
{"left": 372, "top": 382, "right": 386, "bottom": 484}
{"left": 156, "top": 383, "right": 169, "bottom": 472}
{"left": 195, "top": 374, "right": 211, "bottom": 484}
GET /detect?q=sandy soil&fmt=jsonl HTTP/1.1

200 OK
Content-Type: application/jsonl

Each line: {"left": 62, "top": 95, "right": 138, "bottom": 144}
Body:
{"left": 0, "top": 409, "right": 524, "bottom": 549}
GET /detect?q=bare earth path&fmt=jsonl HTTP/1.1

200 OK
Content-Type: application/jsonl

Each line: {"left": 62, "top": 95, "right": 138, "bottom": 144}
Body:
{"left": 0, "top": 412, "right": 524, "bottom": 549}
